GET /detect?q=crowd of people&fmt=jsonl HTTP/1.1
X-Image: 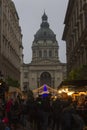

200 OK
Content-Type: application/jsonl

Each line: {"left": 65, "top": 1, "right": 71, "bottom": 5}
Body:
{"left": 0, "top": 92, "right": 87, "bottom": 130}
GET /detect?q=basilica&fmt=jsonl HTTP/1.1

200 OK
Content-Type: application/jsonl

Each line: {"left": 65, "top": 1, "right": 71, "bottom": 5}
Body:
{"left": 20, "top": 12, "right": 66, "bottom": 91}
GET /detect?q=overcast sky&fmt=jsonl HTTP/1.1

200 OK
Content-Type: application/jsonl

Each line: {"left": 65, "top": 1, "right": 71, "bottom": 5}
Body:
{"left": 13, "top": 0, "right": 69, "bottom": 63}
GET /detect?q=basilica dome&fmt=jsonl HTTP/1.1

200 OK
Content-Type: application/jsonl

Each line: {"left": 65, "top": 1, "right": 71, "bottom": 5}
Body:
{"left": 32, "top": 12, "right": 59, "bottom": 63}
{"left": 34, "top": 12, "right": 56, "bottom": 42}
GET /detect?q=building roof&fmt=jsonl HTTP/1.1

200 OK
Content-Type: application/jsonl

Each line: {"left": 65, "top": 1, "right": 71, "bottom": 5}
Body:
{"left": 34, "top": 12, "right": 56, "bottom": 42}
{"left": 58, "top": 80, "right": 87, "bottom": 89}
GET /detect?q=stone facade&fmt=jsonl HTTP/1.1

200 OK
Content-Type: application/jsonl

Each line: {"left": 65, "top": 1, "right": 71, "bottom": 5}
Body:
{"left": 0, "top": 0, "right": 23, "bottom": 81}
{"left": 21, "top": 13, "right": 66, "bottom": 91}
{"left": 62, "top": 0, "right": 87, "bottom": 75}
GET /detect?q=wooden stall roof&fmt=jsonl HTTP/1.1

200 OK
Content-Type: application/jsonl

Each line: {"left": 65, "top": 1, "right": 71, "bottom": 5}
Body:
{"left": 58, "top": 80, "right": 87, "bottom": 89}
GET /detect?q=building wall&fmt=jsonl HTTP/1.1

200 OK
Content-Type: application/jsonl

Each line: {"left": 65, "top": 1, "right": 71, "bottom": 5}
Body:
{"left": 32, "top": 40, "right": 59, "bottom": 62}
{"left": 21, "top": 62, "right": 66, "bottom": 91}
{"left": 62, "top": 0, "right": 87, "bottom": 75}
{"left": 20, "top": 64, "right": 29, "bottom": 91}
{"left": 0, "top": 0, "right": 23, "bottom": 81}
{"left": 20, "top": 12, "right": 66, "bottom": 91}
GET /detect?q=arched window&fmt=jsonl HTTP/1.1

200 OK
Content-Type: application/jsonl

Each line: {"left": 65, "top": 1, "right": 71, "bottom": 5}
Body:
{"left": 44, "top": 31, "right": 46, "bottom": 36}
{"left": 40, "top": 72, "right": 51, "bottom": 86}
{"left": 33, "top": 50, "right": 36, "bottom": 56}
{"left": 55, "top": 50, "right": 58, "bottom": 56}
{"left": 39, "top": 51, "right": 42, "bottom": 58}
{"left": 44, "top": 50, "right": 47, "bottom": 58}
{"left": 49, "top": 50, "right": 52, "bottom": 57}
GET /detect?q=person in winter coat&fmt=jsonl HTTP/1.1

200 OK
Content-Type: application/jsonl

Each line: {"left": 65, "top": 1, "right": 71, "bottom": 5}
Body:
{"left": 60, "top": 97, "right": 85, "bottom": 130}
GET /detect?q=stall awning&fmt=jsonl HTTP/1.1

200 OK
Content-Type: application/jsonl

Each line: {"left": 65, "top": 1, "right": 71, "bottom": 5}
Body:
{"left": 9, "top": 86, "right": 23, "bottom": 94}
{"left": 57, "top": 80, "right": 87, "bottom": 92}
